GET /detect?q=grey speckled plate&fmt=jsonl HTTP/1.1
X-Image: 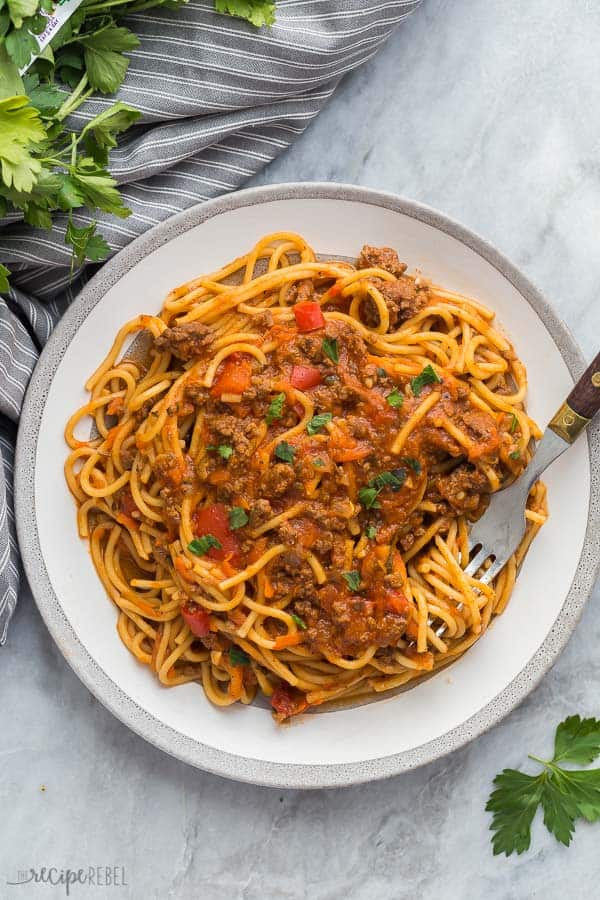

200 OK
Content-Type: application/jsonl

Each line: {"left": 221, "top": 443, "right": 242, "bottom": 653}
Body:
{"left": 15, "top": 184, "right": 600, "bottom": 788}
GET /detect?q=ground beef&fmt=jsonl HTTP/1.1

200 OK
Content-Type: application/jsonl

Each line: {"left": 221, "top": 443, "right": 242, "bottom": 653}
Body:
{"left": 209, "top": 414, "right": 262, "bottom": 457}
{"left": 357, "top": 245, "right": 407, "bottom": 277}
{"left": 248, "top": 499, "right": 273, "bottom": 529}
{"left": 152, "top": 452, "right": 194, "bottom": 488}
{"left": 154, "top": 322, "right": 214, "bottom": 361}
{"left": 119, "top": 447, "right": 136, "bottom": 470}
{"left": 286, "top": 279, "right": 315, "bottom": 304}
{"left": 361, "top": 277, "right": 430, "bottom": 329}
{"left": 434, "top": 463, "right": 490, "bottom": 514}
{"left": 296, "top": 583, "right": 408, "bottom": 657}
{"left": 185, "top": 381, "right": 210, "bottom": 405}
{"left": 152, "top": 453, "right": 196, "bottom": 528}
{"left": 461, "top": 411, "right": 500, "bottom": 459}
{"left": 263, "top": 463, "right": 296, "bottom": 498}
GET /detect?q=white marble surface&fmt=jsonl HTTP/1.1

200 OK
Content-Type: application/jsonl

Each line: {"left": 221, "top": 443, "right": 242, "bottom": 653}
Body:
{"left": 2, "top": 1, "right": 600, "bottom": 897}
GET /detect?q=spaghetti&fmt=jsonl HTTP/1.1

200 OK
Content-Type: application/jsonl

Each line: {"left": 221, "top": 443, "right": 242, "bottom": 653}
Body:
{"left": 65, "top": 232, "right": 547, "bottom": 721}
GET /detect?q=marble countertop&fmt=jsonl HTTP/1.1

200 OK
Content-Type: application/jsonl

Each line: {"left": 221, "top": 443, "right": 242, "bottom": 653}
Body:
{"left": 2, "top": 0, "right": 600, "bottom": 897}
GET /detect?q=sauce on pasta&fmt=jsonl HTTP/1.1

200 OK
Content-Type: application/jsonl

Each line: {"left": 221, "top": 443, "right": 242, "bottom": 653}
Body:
{"left": 65, "top": 233, "right": 547, "bottom": 721}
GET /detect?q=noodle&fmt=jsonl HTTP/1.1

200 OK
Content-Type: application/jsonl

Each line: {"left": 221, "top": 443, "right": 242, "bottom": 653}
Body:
{"left": 65, "top": 233, "right": 547, "bottom": 721}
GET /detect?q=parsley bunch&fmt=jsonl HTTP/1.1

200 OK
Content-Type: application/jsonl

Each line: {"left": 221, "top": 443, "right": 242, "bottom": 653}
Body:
{"left": 0, "top": 0, "right": 277, "bottom": 290}
{"left": 487, "top": 715, "right": 600, "bottom": 855}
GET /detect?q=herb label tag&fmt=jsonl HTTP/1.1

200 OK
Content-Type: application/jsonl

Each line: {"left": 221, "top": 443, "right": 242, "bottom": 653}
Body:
{"left": 20, "top": 0, "right": 86, "bottom": 74}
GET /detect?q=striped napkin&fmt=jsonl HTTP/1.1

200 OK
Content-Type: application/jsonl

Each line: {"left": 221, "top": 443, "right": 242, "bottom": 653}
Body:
{"left": 0, "top": 0, "right": 423, "bottom": 641}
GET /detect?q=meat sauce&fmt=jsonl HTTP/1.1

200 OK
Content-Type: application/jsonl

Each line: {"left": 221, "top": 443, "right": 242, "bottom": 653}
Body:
{"left": 148, "top": 246, "right": 513, "bottom": 669}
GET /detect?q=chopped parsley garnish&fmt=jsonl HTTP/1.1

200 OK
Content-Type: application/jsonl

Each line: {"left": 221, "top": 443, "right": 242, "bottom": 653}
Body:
{"left": 358, "top": 469, "right": 408, "bottom": 509}
{"left": 307, "top": 412, "right": 333, "bottom": 435}
{"left": 509, "top": 449, "right": 521, "bottom": 460}
{"left": 291, "top": 614, "right": 308, "bottom": 631}
{"left": 188, "top": 534, "right": 222, "bottom": 556}
{"left": 322, "top": 337, "right": 339, "bottom": 364}
{"left": 411, "top": 364, "right": 442, "bottom": 397}
{"left": 229, "top": 647, "right": 250, "bottom": 666}
{"left": 510, "top": 413, "right": 519, "bottom": 434}
{"left": 372, "top": 469, "right": 407, "bottom": 492}
{"left": 229, "top": 507, "right": 249, "bottom": 530}
{"left": 313, "top": 458, "right": 325, "bottom": 467}
{"left": 386, "top": 387, "right": 404, "bottom": 408}
{"left": 401, "top": 457, "right": 422, "bottom": 474}
{"left": 377, "top": 367, "right": 387, "bottom": 377}
{"left": 365, "top": 525, "right": 378, "bottom": 540}
{"left": 342, "top": 571, "right": 361, "bottom": 592}
{"left": 266, "top": 392, "right": 286, "bottom": 425}
{"left": 357, "top": 486, "right": 381, "bottom": 509}
{"left": 274, "top": 441, "right": 296, "bottom": 463}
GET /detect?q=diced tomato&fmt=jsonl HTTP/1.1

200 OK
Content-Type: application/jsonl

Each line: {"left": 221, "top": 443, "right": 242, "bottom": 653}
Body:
{"left": 192, "top": 503, "right": 241, "bottom": 564}
{"left": 290, "top": 365, "right": 322, "bottom": 390}
{"left": 293, "top": 301, "right": 325, "bottom": 333}
{"left": 384, "top": 590, "right": 410, "bottom": 617}
{"left": 211, "top": 353, "right": 253, "bottom": 397}
{"left": 270, "top": 683, "right": 309, "bottom": 720}
{"left": 181, "top": 602, "right": 211, "bottom": 637}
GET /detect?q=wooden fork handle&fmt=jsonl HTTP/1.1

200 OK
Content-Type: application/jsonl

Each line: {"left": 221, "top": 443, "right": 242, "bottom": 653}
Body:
{"left": 549, "top": 350, "right": 600, "bottom": 443}
{"left": 568, "top": 350, "right": 600, "bottom": 419}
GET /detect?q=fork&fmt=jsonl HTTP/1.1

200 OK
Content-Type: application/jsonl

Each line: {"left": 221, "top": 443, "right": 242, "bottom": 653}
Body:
{"left": 462, "top": 349, "right": 600, "bottom": 588}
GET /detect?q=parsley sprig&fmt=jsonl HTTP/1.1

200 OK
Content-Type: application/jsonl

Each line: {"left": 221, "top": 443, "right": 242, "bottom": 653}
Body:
{"left": 487, "top": 715, "right": 600, "bottom": 856}
{"left": 0, "top": 0, "right": 276, "bottom": 290}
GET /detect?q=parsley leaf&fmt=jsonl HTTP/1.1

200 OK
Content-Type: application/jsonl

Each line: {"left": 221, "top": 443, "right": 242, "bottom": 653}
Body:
{"left": 81, "top": 103, "right": 141, "bottom": 159}
{"left": 214, "top": 0, "right": 276, "bottom": 27}
{"left": 266, "top": 392, "right": 285, "bottom": 425}
{"left": 342, "top": 570, "right": 361, "bottom": 592}
{"left": 486, "top": 714, "right": 600, "bottom": 856}
{"left": 357, "top": 486, "right": 381, "bottom": 509}
{"left": 0, "top": 95, "right": 45, "bottom": 192}
{"left": 401, "top": 457, "right": 422, "bottom": 475}
{"left": 207, "top": 444, "right": 234, "bottom": 460}
{"left": 229, "top": 506, "right": 249, "bottom": 530}
{"left": 0, "top": 264, "right": 11, "bottom": 294}
{"left": 79, "top": 26, "right": 140, "bottom": 95}
{"left": 229, "top": 646, "right": 250, "bottom": 666}
{"left": 5, "top": 26, "right": 39, "bottom": 69}
{"left": 321, "top": 337, "right": 339, "bottom": 364}
{"left": 65, "top": 218, "right": 110, "bottom": 266}
{"left": 510, "top": 413, "right": 519, "bottom": 434}
{"left": 274, "top": 441, "right": 295, "bottom": 463}
{"left": 72, "top": 170, "right": 131, "bottom": 218}
{"left": 509, "top": 450, "right": 521, "bottom": 460}
{"left": 365, "top": 525, "right": 377, "bottom": 539}
{"left": 411, "top": 364, "right": 442, "bottom": 397}
{"left": 306, "top": 412, "right": 332, "bottom": 435}
{"left": 386, "top": 387, "right": 404, "bottom": 408}
{"left": 371, "top": 469, "right": 407, "bottom": 492}
{"left": 313, "top": 458, "right": 325, "bottom": 467}
{"left": 487, "top": 769, "right": 546, "bottom": 856}
{"left": 554, "top": 715, "right": 600, "bottom": 765}
{"left": 291, "top": 614, "right": 307, "bottom": 631}
{"left": 188, "top": 534, "right": 222, "bottom": 556}
{"left": 6, "top": 0, "right": 38, "bottom": 30}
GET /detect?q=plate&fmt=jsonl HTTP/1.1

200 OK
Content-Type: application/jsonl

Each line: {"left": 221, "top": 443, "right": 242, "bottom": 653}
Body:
{"left": 16, "top": 183, "right": 600, "bottom": 788}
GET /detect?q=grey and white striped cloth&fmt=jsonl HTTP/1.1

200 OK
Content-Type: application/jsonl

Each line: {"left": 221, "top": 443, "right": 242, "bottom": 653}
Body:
{"left": 0, "top": 0, "right": 423, "bottom": 641}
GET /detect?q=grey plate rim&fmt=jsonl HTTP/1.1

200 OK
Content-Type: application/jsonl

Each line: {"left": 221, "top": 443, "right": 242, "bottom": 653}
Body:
{"left": 15, "top": 182, "right": 600, "bottom": 789}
